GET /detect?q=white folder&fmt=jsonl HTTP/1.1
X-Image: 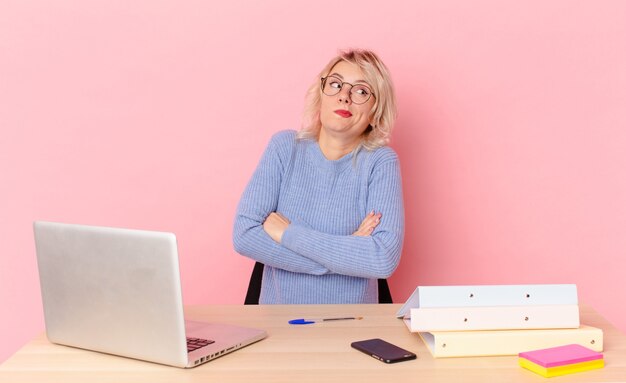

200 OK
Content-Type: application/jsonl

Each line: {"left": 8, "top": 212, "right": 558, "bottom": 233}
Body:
{"left": 408, "top": 304, "right": 580, "bottom": 332}
{"left": 397, "top": 284, "right": 578, "bottom": 318}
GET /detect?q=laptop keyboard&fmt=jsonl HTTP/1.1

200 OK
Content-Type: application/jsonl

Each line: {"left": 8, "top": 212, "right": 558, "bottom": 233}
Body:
{"left": 187, "top": 337, "right": 215, "bottom": 352}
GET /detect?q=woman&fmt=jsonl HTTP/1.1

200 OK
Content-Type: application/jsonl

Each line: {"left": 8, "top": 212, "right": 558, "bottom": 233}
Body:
{"left": 233, "top": 49, "right": 404, "bottom": 304}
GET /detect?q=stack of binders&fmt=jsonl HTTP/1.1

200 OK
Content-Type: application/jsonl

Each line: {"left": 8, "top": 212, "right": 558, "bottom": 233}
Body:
{"left": 396, "top": 284, "right": 604, "bottom": 358}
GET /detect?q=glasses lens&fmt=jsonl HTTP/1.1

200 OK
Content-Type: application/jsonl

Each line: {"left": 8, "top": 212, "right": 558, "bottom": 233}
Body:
{"left": 350, "top": 85, "right": 372, "bottom": 104}
{"left": 322, "top": 76, "right": 342, "bottom": 96}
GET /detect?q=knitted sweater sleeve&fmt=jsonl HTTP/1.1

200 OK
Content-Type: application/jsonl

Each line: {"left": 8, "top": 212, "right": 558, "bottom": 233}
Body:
{"left": 233, "top": 132, "right": 330, "bottom": 275}
{"left": 281, "top": 151, "right": 404, "bottom": 279}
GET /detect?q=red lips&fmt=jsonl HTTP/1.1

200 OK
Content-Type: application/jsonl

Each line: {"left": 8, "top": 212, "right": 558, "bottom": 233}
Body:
{"left": 334, "top": 109, "right": 352, "bottom": 118}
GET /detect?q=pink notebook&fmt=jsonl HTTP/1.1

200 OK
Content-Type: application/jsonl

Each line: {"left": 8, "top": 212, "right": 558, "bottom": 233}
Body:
{"left": 519, "top": 344, "right": 603, "bottom": 368}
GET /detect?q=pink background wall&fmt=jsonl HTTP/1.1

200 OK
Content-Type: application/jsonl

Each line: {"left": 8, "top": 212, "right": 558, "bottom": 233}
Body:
{"left": 1, "top": 0, "right": 625, "bottom": 363}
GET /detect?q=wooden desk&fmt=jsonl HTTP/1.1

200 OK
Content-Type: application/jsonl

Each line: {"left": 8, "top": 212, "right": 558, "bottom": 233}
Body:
{"left": 1, "top": 304, "right": 625, "bottom": 382}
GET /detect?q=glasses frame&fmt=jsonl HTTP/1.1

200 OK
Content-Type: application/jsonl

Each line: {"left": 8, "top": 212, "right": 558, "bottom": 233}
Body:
{"left": 320, "top": 76, "right": 375, "bottom": 105}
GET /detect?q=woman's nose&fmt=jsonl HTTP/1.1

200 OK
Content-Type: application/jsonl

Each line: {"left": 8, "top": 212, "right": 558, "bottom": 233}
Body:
{"left": 337, "top": 87, "right": 352, "bottom": 104}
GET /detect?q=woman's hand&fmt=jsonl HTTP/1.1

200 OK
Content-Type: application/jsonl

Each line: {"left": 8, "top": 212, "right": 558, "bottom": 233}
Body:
{"left": 352, "top": 211, "right": 382, "bottom": 236}
{"left": 263, "top": 212, "right": 291, "bottom": 243}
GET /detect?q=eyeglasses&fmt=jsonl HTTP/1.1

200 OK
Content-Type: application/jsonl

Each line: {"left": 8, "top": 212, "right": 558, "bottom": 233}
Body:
{"left": 320, "top": 76, "right": 374, "bottom": 105}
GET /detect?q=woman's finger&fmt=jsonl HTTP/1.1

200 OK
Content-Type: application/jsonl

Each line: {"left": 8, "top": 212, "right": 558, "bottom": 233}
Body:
{"left": 353, "top": 212, "right": 382, "bottom": 236}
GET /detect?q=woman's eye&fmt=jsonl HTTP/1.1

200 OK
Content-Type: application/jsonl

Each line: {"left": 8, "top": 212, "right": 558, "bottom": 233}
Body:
{"left": 355, "top": 87, "right": 369, "bottom": 95}
{"left": 330, "top": 81, "right": 342, "bottom": 89}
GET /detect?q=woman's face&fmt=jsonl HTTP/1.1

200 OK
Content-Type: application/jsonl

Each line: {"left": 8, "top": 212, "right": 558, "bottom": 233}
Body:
{"left": 319, "top": 61, "right": 375, "bottom": 141}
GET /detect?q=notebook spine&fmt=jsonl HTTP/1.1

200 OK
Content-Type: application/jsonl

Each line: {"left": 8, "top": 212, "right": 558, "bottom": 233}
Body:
{"left": 409, "top": 304, "right": 580, "bottom": 332}
{"left": 418, "top": 326, "right": 603, "bottom": 358}
{"left": 417, "top": 284, "right": 578, "bottom": 308}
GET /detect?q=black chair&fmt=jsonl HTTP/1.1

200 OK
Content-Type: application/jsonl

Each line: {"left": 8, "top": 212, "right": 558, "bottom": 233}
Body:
{"left": 244, "top": 261, "right": 393, "bottom": 304}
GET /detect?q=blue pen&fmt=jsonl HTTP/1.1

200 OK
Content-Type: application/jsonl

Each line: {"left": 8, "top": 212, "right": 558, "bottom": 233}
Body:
{"left": 288, "top": 316, "right": 363, "bottom": 325}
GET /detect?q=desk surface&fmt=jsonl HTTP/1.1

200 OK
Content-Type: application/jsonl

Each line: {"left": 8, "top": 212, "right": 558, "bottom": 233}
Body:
{"left": 1, "top": 303, "right": 625, "bottom": 383}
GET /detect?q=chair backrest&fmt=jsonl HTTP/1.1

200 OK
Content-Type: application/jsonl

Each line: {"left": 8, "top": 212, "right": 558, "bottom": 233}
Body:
{"left": 244, "top": 262, "right": 266, "bottom": 305}
{"left": 244, "top": 262, "right": 393, "bottom": 304}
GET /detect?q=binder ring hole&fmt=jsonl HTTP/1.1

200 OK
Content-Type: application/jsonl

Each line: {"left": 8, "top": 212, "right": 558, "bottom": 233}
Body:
{"left": 442, "top": 343, "right": 447, "bottom": 348}
{"left": 524, "top": 317, "right": 529, "bottom": 321}
{"left": 464, "top": 318, "right": 468, "bottom": 322}
{"left": 526, "top": 294, "right": 530, "bottom": 298}
{"left": 469, "top": 293, "right": 474, "bottom": 298}
{"left": 591, "top": 340, "right": 595, "bottom": 345}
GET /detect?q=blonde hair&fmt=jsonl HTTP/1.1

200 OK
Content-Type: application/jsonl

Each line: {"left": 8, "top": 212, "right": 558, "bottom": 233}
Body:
{"left": 298, "top": 49, "right": 397, "bottom": 151}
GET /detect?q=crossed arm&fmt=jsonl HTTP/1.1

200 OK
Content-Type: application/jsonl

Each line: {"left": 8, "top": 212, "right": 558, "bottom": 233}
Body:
{"left": 233, "top": 135, "right": 404, "bottom": 279}
{"left": 263, "top": 210, "right": 382, "bottom": 242}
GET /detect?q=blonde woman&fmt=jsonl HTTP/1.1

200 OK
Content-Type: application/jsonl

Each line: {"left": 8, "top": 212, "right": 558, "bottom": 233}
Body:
{"left": 233, "top": 49, "right": 404, "bottom": 304}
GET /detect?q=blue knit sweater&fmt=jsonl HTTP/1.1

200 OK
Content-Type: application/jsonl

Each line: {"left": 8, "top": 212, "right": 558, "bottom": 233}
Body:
{"left": 233, "top": 130, "right": 404, "bottom": 304}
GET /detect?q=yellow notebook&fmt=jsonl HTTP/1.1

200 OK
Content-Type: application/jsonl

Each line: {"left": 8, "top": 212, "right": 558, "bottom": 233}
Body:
{"left": 519, "top": 357, "right": 604, "bottom": 377}
{"left": 408, "top": 319, "right": 603, "bottom": 358}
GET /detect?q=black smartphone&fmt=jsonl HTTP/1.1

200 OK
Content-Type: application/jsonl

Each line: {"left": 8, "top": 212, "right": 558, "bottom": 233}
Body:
{"left": 351, "top": 338, "right": 417, "bottom": 363}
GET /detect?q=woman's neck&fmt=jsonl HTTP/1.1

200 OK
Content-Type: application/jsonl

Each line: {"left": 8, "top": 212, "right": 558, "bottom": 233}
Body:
{"left": 318, "top": 129, "right": 360, "bottom": 160}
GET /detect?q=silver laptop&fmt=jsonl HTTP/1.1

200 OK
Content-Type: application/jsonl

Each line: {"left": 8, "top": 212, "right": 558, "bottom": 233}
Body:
{"left": 33, "top": 221, "right": 267, "bottom": 368}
